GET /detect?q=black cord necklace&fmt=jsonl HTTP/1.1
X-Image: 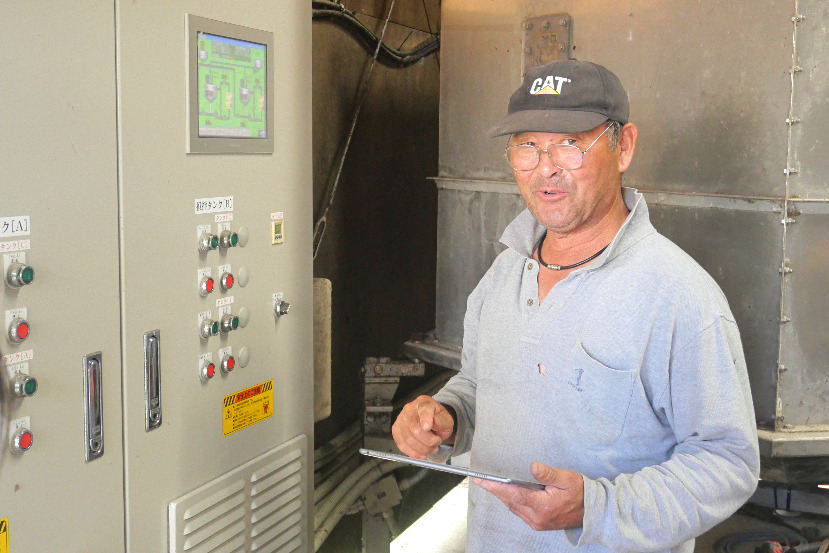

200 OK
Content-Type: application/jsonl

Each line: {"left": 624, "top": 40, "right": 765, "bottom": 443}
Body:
{"left": 536, "top": 233, "right": 608, "bottom": 271}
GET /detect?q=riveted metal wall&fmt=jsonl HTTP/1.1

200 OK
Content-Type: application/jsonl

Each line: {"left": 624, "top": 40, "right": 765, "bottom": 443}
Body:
{"left": 434, "top": 0, "right": 829, "bottom": 458}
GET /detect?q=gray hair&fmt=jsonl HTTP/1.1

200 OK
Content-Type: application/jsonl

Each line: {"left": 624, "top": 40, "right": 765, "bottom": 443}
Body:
{"left": 607, "top": 120, "right": 623, "bottom": 151}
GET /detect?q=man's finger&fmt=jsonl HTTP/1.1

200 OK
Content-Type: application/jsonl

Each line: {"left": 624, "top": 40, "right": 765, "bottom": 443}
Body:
{"left": 416, "top": 400, "right": 438, "bottom": 431}
{"left": 531, "top": 462, "right": 576, "bottom": 489}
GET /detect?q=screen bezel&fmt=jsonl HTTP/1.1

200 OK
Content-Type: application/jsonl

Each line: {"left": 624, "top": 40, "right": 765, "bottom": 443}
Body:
{"left": 186, "top": 14, "right": 274, "bottom": 154}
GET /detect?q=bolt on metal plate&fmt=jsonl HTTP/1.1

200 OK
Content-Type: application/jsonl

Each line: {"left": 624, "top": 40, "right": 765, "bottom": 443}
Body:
{"left": 522, "top": 14, "right": 573, "bottom": 76}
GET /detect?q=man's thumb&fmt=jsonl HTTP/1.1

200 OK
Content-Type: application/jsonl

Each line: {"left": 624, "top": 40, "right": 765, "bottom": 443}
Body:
{"left": 530, "top": 462, "right": 560, "bottom": 485}
{"left": 432, "top": 404, "right": 454, "bottom": 433}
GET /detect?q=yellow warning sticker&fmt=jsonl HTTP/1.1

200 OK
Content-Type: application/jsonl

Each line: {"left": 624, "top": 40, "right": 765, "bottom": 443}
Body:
{"left": 0, "top": 517, "right": 8, "bottom": 553}
{"left": 222, "top": 380, "right": 273, "bottom": 437}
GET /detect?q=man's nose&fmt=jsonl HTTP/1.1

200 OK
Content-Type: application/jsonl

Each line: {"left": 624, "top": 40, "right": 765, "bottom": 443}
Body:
{"left": 536, "top": 150, "right": 559, "bottom": 177}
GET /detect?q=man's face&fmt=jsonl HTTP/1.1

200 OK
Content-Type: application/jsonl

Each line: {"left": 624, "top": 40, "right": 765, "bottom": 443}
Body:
{"left": 510, "top": 123, "right": 635, "bottom": 236}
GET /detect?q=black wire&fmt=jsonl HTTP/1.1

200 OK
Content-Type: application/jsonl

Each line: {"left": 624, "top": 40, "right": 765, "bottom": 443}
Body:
{"left": 312, "top": 2, "right": 440, "bottom": 67}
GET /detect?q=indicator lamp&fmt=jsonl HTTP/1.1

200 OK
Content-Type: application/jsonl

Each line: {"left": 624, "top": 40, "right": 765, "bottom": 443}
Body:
{"left": 199, "top": 361, "right": 216, "bottom": 381}
{"left": 11, "top": 428, "right": 33, "bottom": 454}
{"left": 8, "top": 318, "right": 30, "bottom": 343}
{"left": 220, "top": 272, "right": 234, "bottom": 291}
{"left": 199, "top": 276, "right": 215, "bottom": 296}
{"left": 11, "top": 373, "right": 37, "bottom": 398}
{"left": 221, "top": 354, "right": 235, "bottom": 374}
{"left": 6, "top": 263, "right": 34, "bottom": 288}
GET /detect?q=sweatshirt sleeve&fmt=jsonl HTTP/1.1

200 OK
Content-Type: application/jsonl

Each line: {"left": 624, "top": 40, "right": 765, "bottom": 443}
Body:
{"left": 431, "top": 270, "right": 489, "bottom": 457}
{"left": 567, "top": 317, "right": 760, "bottom": 552}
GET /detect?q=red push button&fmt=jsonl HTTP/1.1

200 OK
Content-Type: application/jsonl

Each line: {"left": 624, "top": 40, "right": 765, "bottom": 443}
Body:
{"left": 221, "top": 355, "right": 235, "bottom": 374}
{"left": 199, "top": 276, "right": 215, "bottom": 296}
{"left": 11, "top": 428, "right": 33, "bottom": 454}
{"left": 8, "top": 317, "right": 30, "bottom": 343}
{"left": 200, "top": 361, "right": 216, "bottom": 381}
{"left": 220, "top": 272, "right": 234, "bottom": 291}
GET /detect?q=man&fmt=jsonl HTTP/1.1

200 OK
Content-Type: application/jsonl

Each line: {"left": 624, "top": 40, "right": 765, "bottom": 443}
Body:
{"left": 392, "top": 60, "right": 760, "bottom": 552}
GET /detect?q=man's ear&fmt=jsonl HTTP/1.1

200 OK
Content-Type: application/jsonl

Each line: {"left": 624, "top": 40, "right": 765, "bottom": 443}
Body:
{"left": 617, "top": 123, "right": 638, "bottom": 173}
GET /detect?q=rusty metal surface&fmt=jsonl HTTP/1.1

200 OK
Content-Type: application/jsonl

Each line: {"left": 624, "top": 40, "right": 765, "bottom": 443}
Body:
{"left": 439, "top": 0, "right": 793, "bottom": 197}
{"left": 522, "top": 14, "right": 572, "bottom": 73}
{"left": 435, "top": 0, "right": 829, "bottom": 454}
{"left": 788, "top": 0, "right": 829, "bottom": 199}
{"left": 777, "top": 210, "right": 829, "bottom": 428}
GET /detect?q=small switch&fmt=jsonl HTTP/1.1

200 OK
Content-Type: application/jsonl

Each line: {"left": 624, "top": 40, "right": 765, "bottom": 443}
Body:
{"left": 8, "top": 317, "right": 30, "bottom": 343}
{"left": 11, "top": 373, "right": 37, "bottom": 398}
{"left": 220, "top": 272, "right": 234, "bottom": 291}
{"left": 199, "top": 361, "right": 216, "bottom": 381}
{"left": 221, "top": 354, "right": 235, "bottom": 374}
{"left": 6, "top": 263, "right": 34, "bottom": 288}
{"left": 11, "top": 428, "right": 33, "bottom": 454}
{"left": 220, "top": 314, "right": 239, "bottom": 332}
{"left": 219, "top": 230, "right": 239, "bottom": 249}
{"left": 199, "top": 319, "right": 219, "bottom": 339}
{"left": 198, "top": 276, "right": 215, "bottom": 296}
{"left": 274, "top": 300, "right": 291, "bottom": 317}
{"left": 198, "top": 232, "right": 220, "bottom": 253}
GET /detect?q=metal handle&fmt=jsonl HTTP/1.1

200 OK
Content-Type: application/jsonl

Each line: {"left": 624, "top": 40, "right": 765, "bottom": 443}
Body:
{"left": 144, "top": 330, "right": 162, "bottom": 431}
{"left": 83, "top": 352, "right": 104, "bottom": 461}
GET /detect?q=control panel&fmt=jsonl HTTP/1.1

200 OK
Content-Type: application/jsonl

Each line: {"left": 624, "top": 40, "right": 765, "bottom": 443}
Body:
{"left": 1, "top": 3, "right": 312, "bottom": 553}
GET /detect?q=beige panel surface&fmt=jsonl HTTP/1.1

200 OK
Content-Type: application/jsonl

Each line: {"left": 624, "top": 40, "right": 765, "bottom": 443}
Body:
{"left": 116, "top": 2, "right": 314, "bottom": 551}
{"left": 0, "top": 3, "right": 126, "bottom": 552}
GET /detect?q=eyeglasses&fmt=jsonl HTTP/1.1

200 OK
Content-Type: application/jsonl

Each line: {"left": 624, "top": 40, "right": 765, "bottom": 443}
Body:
{"left": 504, "top": 124, "right": 612, "bottom": 171}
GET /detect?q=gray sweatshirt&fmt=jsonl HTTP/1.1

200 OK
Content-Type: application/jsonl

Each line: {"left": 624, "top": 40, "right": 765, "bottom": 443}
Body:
{"left": 433, "top": 188, "right": 760, "bottom": 553}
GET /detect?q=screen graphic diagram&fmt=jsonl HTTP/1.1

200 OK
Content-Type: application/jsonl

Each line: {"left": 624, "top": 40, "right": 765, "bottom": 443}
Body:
{"left": 197, "top": 33, "right": 267, "bottom": 139}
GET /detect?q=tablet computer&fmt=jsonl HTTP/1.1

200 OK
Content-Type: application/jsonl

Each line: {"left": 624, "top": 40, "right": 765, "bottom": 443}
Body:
{"left": 359, "top": 448, "right": 546, "bottom": 490}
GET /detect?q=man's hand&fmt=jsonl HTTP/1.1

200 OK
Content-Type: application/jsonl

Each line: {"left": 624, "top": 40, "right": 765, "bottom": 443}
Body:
{"left": 473, "top": 462, "right": 585, "bottom": 531}
{"left": 391, "top": 395, "right": 455, "bottom": 459}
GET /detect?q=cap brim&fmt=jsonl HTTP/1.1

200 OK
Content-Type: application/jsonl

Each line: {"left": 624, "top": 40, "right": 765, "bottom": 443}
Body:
{"left": 487, "top": 110, "right": 611, "bottom": 138}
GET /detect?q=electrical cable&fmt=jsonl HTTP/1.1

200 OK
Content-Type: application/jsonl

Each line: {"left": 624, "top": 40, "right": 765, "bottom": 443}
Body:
{"left": 313, "top": 419, "right": 361, "bottom": 470}
{"left": 312, "top": 1, "right": 439, "bottom": 68}
{"left": 314, "top": 460, "right": 399, "bottom": 551}
{"left": 315, "top": 452, "right": 362, "bottom": 504}
{"left": 315, "top": 444, "right": 361, "bottom": 488}
{"left": 312, "top": 0, "right": 399, "bottom": 261}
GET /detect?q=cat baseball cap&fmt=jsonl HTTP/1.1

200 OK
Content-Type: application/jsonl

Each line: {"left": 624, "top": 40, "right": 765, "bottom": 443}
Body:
{"left": 488, "top": 60, "right": 629, "bottom": 137}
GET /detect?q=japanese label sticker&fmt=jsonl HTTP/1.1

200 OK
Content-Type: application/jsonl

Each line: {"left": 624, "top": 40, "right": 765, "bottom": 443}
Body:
{"left": 0, "top": 517, "right": 8, "bottom": 553}
{"left": 222, "top": 380, "right": 273, "bottom": 437}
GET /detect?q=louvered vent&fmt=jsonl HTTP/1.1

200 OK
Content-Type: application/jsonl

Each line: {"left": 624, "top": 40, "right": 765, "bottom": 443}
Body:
{"left": 169, "top": 434, "right": 308, "bottom": 553}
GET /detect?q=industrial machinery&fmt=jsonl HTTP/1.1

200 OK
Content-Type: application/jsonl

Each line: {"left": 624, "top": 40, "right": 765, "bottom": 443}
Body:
{"left": 0, "top": 2, "right": 313, "bottom": 552}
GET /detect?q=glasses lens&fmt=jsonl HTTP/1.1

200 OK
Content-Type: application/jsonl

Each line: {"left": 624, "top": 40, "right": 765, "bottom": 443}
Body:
{"left": 507, "top": 146, "right": 539, "bottom": 171}
{"left": 506, "top": 144, "right": 585, "bottom": 171}
{"left": 551, "top": 144, "right": 583, "bottom": 170}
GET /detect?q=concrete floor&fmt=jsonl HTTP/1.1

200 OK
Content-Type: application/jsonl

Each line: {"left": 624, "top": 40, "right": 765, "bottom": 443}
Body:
{"left": 393, "top": 479, "right": 827, "bottom": 553}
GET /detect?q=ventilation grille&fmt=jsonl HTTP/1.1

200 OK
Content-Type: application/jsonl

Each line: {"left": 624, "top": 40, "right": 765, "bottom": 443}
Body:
{"left": 169, "top": 434, "right": 308, "bottom": 553}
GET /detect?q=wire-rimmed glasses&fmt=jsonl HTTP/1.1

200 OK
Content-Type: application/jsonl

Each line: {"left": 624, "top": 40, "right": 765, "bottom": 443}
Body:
{"left": 504, "top": 123, "right": 612, "bottom": 171}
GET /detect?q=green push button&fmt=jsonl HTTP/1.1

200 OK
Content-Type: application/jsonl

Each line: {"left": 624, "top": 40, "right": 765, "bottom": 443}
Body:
{"left": 211, "top": 321, "right": 220, "bottom": 335}
{"left": 24, "top": 378, "right": 37, "bottom": 396}
{"left": 231, "top": 316, "right": 239, "bottom": 330}
{"left": 230, "top": 233, "right": 239, "bottom": 247}
{"left": 21, "top": 266, "right": 34, "bottom": 285}
{"left": 210, "top": 235, "right": 219, "bottom": 249}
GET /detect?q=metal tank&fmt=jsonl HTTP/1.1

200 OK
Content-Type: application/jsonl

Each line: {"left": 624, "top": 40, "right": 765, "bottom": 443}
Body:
{"left": 416, "top": 0, "right": 829, "bottom": 477}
